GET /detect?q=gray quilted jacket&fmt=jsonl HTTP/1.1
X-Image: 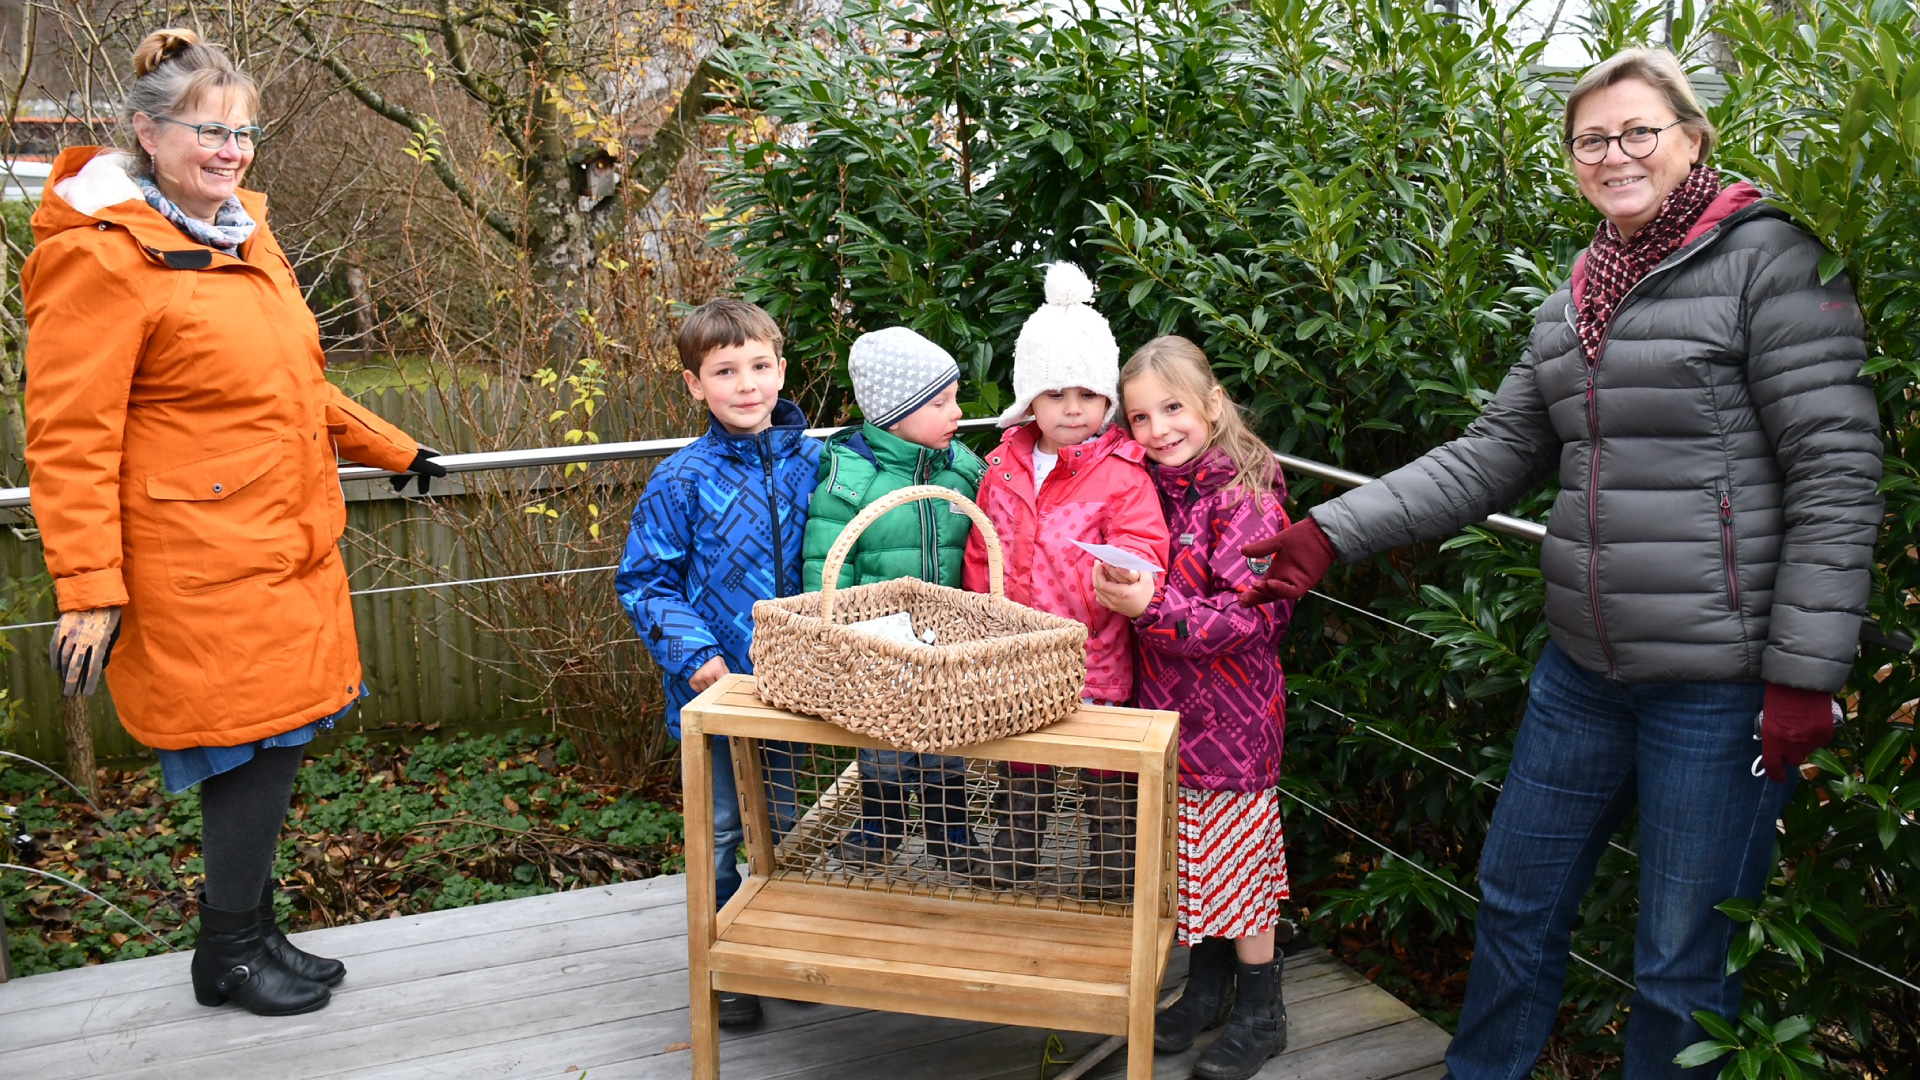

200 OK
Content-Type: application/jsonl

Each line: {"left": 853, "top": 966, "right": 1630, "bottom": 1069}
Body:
{"left": 1313, "top": 186, "right": 1883, "bottom": 692}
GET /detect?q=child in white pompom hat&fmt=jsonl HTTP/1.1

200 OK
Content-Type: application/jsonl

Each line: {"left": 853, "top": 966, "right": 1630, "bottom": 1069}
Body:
{"left": 963, "top": 261, "right": 1170, "bottom": 897}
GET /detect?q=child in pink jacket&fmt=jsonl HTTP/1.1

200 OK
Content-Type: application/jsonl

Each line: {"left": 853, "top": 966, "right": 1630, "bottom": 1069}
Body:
{"left": 963, "top": 261, "right": 1170, "bottom": 895}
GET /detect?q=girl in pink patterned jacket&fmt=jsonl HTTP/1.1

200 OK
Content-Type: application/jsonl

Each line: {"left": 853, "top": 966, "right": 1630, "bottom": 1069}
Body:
{"left": 1094, "top": 336, "right": 1294, "bottom": 1080}
{"left": 963, "top": 262, "right": 1169, "bottom": 893}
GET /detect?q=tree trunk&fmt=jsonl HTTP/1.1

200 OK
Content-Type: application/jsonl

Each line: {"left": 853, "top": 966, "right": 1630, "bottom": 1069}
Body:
{"left": 524, "top": 99, "right": 594, "bottom": 364}
{"left": 346, "top": 265, "right": 375, "bottom": 353}
{"left": 62, "top": 695, "right": 100, "bottom": 805}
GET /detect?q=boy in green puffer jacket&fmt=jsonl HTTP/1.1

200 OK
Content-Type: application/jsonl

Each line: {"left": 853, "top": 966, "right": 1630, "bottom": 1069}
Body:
{"left": 802, "top": 326, "right": 986, "bottom": 875}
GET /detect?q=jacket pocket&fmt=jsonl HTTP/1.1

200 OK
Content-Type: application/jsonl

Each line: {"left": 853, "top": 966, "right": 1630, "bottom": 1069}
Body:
{"left": 1718, "top": 488, "right": 1739, "bottom": 612}
{"left": 145, "top": 435, "right": 299, "bottom": 594}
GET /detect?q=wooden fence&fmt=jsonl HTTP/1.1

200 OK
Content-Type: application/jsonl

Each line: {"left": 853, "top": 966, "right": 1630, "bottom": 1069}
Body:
{"left": 1, "top": 380, "right": 679, "bottom": 767}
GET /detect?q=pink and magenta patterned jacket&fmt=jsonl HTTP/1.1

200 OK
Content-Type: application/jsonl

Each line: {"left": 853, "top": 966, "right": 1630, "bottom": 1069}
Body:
{"left": 1133, "top": 448, "right": 1294, "bottom": 792}
{"left": 964, "top": 423, "right": 1171, "bottom": 703}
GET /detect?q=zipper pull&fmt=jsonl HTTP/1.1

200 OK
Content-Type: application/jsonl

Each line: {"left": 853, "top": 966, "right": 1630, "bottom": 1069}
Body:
{"left": 1721, "top": 491, "right": 1732, "bottom": 520}
{"left": 1585, "top": 371, "right": 1594, "bottom": 398}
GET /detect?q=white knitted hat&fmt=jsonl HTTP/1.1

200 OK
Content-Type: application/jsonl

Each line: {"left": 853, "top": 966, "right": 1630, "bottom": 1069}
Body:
{"left": 998, "top": 261, "right": 1120, "bottom": 428}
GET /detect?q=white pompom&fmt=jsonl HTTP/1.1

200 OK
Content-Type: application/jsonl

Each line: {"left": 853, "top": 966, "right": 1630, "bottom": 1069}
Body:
{"left": 1043, "top": 261, "right": 1096, "bottom": 306}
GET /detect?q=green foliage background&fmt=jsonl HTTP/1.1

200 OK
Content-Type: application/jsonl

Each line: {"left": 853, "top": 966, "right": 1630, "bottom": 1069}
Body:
{"left": 708, "top": 0, "right": 1920, "bottom": 1074}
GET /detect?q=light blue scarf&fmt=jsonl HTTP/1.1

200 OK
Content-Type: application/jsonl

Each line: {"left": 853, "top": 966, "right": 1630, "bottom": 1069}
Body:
{"left": 137, "top": 174, "right": 255, "bottom": 255}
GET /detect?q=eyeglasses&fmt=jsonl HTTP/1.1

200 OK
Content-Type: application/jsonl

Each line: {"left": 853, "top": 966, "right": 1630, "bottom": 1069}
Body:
{"left": 156, "top": 116, "right": 263, "bottom": 151}
{"left": 1564, "top": 121, "right": 1682, "bottom": 165}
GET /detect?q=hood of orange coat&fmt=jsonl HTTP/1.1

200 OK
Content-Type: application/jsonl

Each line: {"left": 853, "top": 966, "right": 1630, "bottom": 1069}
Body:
{"left": 34, "top": 145, "right": 269, "bottom": 257}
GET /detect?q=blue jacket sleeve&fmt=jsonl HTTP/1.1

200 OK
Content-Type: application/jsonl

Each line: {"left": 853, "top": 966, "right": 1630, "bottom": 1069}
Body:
{"left": 615, "top": 471, "right": 722, "bottom": 678}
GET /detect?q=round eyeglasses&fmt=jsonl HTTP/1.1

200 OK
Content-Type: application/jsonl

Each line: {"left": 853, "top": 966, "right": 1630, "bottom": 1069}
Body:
{"left": 1564, "top": 121, "right": 1682, "bottom": 165}
{"left": 157, "top": 117, "right": 263, "bottom": 151}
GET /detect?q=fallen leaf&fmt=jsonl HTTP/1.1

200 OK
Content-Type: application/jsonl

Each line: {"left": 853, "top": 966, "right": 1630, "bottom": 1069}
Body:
{"left": 664, "top": 1042, "right": 692, "bottom": 1053}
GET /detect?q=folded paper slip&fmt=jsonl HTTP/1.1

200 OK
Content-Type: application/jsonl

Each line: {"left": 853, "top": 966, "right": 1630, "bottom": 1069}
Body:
{"left": 752, "top": 485, "right": 1089, "bottom": 751}
{"left": 1072, "top": 540, "right": 1164, "bottom": 575}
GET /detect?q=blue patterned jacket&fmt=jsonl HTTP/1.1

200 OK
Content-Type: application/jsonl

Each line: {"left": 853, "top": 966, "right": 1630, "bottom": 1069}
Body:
{"left": 616, "top": 400, "right": 821, "bottom": 738}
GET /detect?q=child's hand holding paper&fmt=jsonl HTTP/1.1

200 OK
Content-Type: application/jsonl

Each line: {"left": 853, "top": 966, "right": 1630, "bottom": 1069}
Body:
{"left": 1072, "top": 540, "right": 1164, "bottom": 576}
{"left": 1080, "top": 540, "right": 1161, "bottom": 619}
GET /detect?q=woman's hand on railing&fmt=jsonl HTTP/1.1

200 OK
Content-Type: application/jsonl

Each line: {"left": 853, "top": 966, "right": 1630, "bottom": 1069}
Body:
{"left": 390, "top": 448, "right": 449, "bottom": 496}
{"left": 48, "top": 607, "right": 122, "bottom": 697}
{"left": 1238, "top": 518, "right": 1337, "bottom": 607}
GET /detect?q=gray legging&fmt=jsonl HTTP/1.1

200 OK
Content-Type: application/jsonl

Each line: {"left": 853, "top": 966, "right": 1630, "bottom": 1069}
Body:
{"left": 197, "top": 745, "right": 303, "bottom": 911}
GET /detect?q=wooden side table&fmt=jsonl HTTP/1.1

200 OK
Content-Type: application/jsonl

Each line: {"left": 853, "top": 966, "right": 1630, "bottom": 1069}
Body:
{"left": 682, "top": 674, "right": 1179, "bottom": 1080}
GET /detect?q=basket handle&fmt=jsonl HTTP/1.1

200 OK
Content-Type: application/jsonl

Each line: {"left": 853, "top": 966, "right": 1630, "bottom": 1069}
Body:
{"left": 819, "top": 484, "right": 1004, "bottom": 622}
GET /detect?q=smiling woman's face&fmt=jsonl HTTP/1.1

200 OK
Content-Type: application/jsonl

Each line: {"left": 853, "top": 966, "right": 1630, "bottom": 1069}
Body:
{"left": 1569, "top": 77, "right": 1703, "bottom": 238}
{"left": 136, "top": 89, "right": 255, "bottom": 225}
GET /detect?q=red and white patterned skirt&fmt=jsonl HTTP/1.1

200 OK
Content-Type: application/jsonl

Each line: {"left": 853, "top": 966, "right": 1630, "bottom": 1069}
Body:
{"left": 1176, "top": 786, "right": 1289, "bottom": 944}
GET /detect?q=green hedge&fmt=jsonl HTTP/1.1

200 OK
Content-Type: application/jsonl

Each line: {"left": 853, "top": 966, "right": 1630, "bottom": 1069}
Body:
{"left": 708, "top": 0, "right": 1918, "bottom": 1074}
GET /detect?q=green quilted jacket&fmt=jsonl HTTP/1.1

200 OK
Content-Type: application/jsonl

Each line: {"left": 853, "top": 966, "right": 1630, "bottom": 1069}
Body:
{"left": 802, "top": 422, "right": 987, "bottom": 592}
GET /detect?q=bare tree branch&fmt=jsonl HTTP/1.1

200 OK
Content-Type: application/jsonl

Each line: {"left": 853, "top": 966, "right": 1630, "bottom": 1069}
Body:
{"left": 283, "top": 13, "right": 520, "bottom": 245}
{"left": 625, "top": 51, "right": 727, "bottom": 201}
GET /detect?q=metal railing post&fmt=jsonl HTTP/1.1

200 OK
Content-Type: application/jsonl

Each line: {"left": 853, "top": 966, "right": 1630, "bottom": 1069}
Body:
{"left": 1, "top": 892, "right": 13, "bottom": 982}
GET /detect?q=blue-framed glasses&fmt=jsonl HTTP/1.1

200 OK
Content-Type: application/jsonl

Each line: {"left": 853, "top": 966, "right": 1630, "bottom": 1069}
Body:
{"left": 156, "top": 117, "right": 263, "bottom": 151}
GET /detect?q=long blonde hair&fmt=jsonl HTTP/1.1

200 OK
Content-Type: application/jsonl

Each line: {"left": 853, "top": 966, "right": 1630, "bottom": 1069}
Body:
{"left": 1119, "top": 336, "right": 1279, "bottom": 500}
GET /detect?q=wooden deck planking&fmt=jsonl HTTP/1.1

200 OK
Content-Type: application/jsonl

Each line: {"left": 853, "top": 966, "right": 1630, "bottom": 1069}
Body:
{"left": 0, "top": 875, "right": 1450, "bottom": 1080}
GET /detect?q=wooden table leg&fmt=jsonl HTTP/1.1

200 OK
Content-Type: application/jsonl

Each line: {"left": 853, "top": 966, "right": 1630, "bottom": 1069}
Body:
{"left": 732, "top": 738, "right": 774, "bottom": 880}
{"left": 683, "top": 709, "right": 720, "bottom": 1080}
{"left": 1127, "top": 750, "right": 1169, "bottom": 1080}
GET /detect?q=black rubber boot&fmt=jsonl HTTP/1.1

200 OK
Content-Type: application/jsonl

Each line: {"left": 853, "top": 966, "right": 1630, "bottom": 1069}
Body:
{"left": 921, "top": 771, "right": 977, "bottom": 874}
{"left": 191, "top": 893, "right": 331, "bottom": 1015}
{"left": 975, "top": 772, "right": 1054, "bottom": 887}
{"left": 1154, "top": 937, "right": 1237, "bottom": 1053}
{"left": 717, "top": 990, "right": 763, "bottom": 1027}
{"left": 259, "top": 883, "right": 346, "bottom": 987}
{"left": 1081, "top": 774, "right": 1136, "bottom": 902}
{"left": 836, "top": 775, "right": 908, "bottom": 872}
{"left": 1193, "top": 956, "right": 1288, "bottom": 1080}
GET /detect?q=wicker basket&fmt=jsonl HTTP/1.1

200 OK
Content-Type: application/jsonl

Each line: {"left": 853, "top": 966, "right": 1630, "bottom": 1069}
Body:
{"left": 751, "top": 485, "right": 1088, "bottom": 751}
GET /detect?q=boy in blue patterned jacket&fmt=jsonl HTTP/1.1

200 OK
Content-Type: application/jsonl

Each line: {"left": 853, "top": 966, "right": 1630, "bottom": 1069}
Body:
{"left": 615, "top": 299, "right": 819, "bottom": 1027}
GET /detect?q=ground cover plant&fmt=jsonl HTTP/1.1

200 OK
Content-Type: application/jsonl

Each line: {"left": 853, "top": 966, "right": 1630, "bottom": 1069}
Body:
{"left": 0, "top": 731, "right": 681, "bottom": 977}
{"left": 709, "top": 0, "right": 1919, "bottom": 1075}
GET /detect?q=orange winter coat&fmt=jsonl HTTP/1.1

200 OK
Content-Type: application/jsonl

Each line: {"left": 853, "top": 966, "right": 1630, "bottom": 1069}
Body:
{"left": 22, "top": 147, "right": 419, "bottom": 750}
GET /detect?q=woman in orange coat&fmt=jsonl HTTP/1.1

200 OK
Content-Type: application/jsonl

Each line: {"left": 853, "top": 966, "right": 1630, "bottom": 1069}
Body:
{"left": 22, "top": 29, "right": 443, "bottom": 1016}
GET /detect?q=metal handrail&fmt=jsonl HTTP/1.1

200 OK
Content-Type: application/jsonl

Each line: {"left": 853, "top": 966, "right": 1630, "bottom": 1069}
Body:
{"left": 1, "top": 417, "right": 1548, "bottom": 541}
{"left": 8, "top": 415, "right": 1910, "bottom": 647}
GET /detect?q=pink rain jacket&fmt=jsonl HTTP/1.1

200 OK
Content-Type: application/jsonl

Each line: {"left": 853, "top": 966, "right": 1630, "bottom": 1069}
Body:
{"left": 963, "top": 423, "right": 1171, "bottom": 702}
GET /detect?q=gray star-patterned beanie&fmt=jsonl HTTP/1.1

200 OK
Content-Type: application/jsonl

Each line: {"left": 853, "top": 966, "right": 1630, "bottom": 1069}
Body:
{"left": 848, "top": 326, "right": 962, "bottom": 429}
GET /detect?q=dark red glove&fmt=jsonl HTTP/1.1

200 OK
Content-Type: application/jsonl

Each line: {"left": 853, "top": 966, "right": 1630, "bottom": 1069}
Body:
{"left": 1760, "top": 683, "right": 1839, "bottom": 783}
{"left": 1238, "top": 517, "right": 1338, "bottom": 607}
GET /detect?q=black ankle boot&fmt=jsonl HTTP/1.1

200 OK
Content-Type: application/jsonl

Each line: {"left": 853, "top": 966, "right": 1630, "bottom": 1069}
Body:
{"left": 921, "top": 772, "right": 977, "bottom": 874}
{"left": 1081, "top": 775, "right": 1136, "bottom": 903}
{"left": 1193, "top": 955, "right": 1288, "bottom": 1080}
{"left": 1155, "top": 937, "right": 1237, "bottom": 1053}
{"left": 192, "top": 893, "right": 331, "bottom": 1015}
{"left": 974, "top": 773, "right": 1052, "bottom": 887}
{"left": 259, "top": 883, "right": 346, "bottom": 987}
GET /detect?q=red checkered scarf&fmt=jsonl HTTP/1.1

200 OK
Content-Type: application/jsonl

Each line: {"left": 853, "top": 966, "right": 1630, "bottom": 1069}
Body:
{"left": 1576, "top": 164, "right": 1724, "bottom": 363}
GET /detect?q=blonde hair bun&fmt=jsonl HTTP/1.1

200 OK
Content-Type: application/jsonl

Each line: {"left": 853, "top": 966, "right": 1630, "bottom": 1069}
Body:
{"left": 134, "top": 28, "right": 201, "bottom": 78}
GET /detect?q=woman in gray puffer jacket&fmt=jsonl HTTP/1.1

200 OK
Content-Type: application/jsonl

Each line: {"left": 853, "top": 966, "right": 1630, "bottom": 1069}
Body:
{"left": 1239, "top": 49, "right": 1881, "bottom": 1080}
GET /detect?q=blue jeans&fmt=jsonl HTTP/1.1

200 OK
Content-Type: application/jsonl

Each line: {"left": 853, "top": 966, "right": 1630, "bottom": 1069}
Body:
{"left": 845, "top": 750, "right": 971, "bottom": 848}
{"left": 710, "top": 736, "right": 799, "bottom": 908}
{"left": 1448, "top": 641, "right": 1795, "bottom": 1080}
